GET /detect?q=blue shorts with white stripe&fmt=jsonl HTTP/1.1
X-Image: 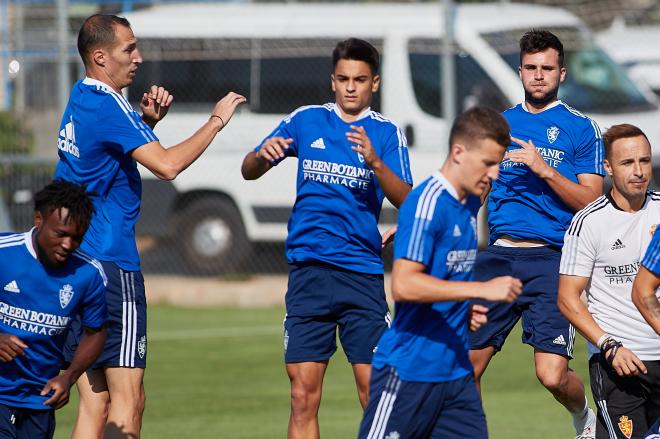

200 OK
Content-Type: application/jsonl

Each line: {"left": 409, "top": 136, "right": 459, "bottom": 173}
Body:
{"left": 358, "top": 366, "right": 487, "bottom": 439}
{"left": 64, "top": 261, "right": 147, "bottom": 368}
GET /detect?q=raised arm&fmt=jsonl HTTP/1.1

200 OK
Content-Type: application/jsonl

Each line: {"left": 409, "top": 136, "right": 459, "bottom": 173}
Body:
{"left": 506, "top": 137, "right": 603, "bottom": 211}
{"left": 241, "top": 137, "right": 293, "bottom": 180}
{"left": 346, "top": 125, "right": 411, "bottom": 208}
{"left": 132, "top": 91, "right": 246, "bottom": 181}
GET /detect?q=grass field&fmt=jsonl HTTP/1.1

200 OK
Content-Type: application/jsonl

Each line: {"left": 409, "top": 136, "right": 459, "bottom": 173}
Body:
{"left": 54, "top": 305, "right": 593, "bottom": 438}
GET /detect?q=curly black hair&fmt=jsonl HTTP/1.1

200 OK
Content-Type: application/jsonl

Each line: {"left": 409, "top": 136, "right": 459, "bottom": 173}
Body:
{"left": 33, "top": 180, "right": 96, "bottom": 232}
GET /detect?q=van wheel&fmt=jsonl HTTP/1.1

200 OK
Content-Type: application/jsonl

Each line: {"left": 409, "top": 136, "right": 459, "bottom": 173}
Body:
{"left": 173, "top": 198, "right": 251, "bottom": 275}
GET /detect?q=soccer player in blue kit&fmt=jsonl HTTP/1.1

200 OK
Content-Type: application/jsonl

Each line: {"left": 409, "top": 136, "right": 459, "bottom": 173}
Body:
{"left": 358, "top": 106, "right": 522, "bottom": 439}
{"left": 55, "top": 14, "right": 245, "bottom": 439}
{"left": 468, "top": 30, "right": 604, "bottom": 438}
{"left": 241, "top": 38, "right": 413, "bottom": 439}
{"left": 0, "top": 181, "right": 107, "bottom": 439}
{"left": 633, "top": 228, "right": 660, "bottom": 336}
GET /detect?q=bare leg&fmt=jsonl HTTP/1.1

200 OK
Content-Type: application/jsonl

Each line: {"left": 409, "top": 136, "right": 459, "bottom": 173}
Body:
{"left": 104, "top": 367, "right": 146, "bottom": 439}
{"left": 469, "top": 346, "right": 496, "bottom": 393}
{"left": 71, "top": 369, "right": 110, "bottom": 439}
{"left": 352, "top": 363, "right": 372, "bottom": 409}
{"left": 286, "top": 361, "right": 328, "bottom": 439}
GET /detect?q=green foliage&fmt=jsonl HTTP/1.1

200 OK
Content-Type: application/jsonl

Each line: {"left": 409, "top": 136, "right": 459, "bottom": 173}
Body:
{"left": 54, "top": 305, "right": 592, "bottom": 438}
{"left": 0, "top": 112, "right": 33, "bottom": 154}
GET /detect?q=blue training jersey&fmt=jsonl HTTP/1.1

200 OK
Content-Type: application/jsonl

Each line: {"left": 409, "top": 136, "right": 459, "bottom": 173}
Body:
{"left": 0, "top": 231, "right": 107, "bottom": 410}
{"left": 372, "top": 172, "right": 480, "bottom": 382}
{"left": 255, "top": 103, "right": 413, "bottom": 274}
{"left": 54, "top": 78, "right": 158, "bottom": 271}
{"left": 488, "top": 101, "right": 605, "bottom": 247}
{"left": 642, "top": 228, "right": 660, "bottom": 275}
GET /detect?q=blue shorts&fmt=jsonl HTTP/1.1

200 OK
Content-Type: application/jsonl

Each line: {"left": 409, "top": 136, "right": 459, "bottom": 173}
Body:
{"left": 358, "top": 366, "right": 487, "bottom": 439}
{"left": 283, "top": 263, "right": 389, "bottom": 364}
{"left": 469, "top": 245, "right": 575, "bottom": 358}
{"left": 0, "top": 404, "right": 54, "bottom": 439}
{"left": 64, "top": 261, "right": 147, "bottom": 368}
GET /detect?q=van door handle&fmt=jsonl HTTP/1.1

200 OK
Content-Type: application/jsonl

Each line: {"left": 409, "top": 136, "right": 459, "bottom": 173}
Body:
{"left": 404, "top": 124, "right": 415, "bottom": 148}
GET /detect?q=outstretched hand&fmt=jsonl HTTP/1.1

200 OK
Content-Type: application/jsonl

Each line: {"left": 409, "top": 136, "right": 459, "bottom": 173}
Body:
{"left": 506, "top": 137, "right": 551, "bottom": 178}
{"left": 211, "top": 92, "right": 247, "bottom": 129}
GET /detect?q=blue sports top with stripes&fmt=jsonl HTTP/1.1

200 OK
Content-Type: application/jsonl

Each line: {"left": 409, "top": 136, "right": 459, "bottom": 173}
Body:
{"left": 0, "top": 231, "right": 107, "bottom": 409}
{"left": 256, "top": 103, "right": 413, "bottom": 274}
{"left": 372, "top": 172, "right": 480, "bottom": 381}
{"left": 642, "top": 228, "right": 660, "bottom": 275}
{"left": 54, "top": 78, "right": 158, "bottom": 271}
{"left": 488, "top": 101, "right": 605, "bottom": 247}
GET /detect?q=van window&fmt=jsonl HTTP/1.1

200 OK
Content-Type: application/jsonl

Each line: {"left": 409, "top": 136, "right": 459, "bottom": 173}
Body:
{"left": 129, "top": 38, "right": 382, "bottom": 114}
{"left": 408, "top": 38, "right": 509, "bottom": 117}
{"left": 482, "top": 27, "right": 657, "bottom": 113}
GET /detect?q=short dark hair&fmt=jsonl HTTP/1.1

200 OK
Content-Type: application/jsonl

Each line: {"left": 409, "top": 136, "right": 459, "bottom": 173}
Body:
{"left": 519, "top": 29, "right": 564, "bottom": 67}
{"left": 602, "top": 123, "right": 649, "bottom": 159}
{"left": 78, "top": 14, "right": 131, "bottom": 66}
{"left": 449, "top": 106, "right": 510, "bottom": 149}
{"left": 34, "top": 180, "right": 96, "bottom": 233}
{"left": 332, "top": 38, "right": 380, "bottom": 74}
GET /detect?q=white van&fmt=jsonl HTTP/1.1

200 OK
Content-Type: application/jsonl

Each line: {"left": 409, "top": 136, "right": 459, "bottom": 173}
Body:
{"left": 124, "top": 2, "right": 660, "bottom": 274}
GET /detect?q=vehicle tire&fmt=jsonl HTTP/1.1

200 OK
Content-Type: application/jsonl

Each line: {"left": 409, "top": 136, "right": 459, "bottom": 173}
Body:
{"left": 173, "top": 197, "right": 251, "bottom": 275}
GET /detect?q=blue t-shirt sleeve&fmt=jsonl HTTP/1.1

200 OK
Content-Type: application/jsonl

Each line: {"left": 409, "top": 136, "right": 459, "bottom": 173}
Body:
{"left": 253, "top": 110, "right": 300, "bottom": 165}
{"left": 574, "top": 118, "right": 605, "bottom": 176}
{"left": 642, "top": 229, "right": 660, "bottom": 275}
{"left": 97, "top": 98, "right": 158, "bottom": 155}
{"left": 380, "top": 125, "right": 413, "bottom": 185}
{"left": 80, "top": 272, "right": 108, "bottom": 330}
{"left": 394, "top": 188, "right": 442, "bottom": 266}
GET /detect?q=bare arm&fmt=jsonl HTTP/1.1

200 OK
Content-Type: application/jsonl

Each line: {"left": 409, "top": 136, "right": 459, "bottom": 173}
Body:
{"left": 507, "top": 137, "right": 603, "bottom": 211}
{"left": 132, "top": 92, "right": 246, "bottom": 181}
{"left": 631, "top": 266, "right": 660, "bottom": 335}
{"left": 391, "top": 258, "right": 521, "bottom": 303}
{"left": 41, "top": 326, "right": 107, "bottom": 409}
{"left": 347, "top": 125, "right": 411, "bottom": 208}
{"left": 241, "top": 137, "right": 293, "bottom": 180}
{"left": 558, "top": 274, "right": 646, "bottom": 376}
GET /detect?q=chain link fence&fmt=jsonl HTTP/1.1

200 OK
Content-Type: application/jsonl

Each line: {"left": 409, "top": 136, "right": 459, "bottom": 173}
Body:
{"left": 1, "top": 0, "right": 660, "bottom": 276}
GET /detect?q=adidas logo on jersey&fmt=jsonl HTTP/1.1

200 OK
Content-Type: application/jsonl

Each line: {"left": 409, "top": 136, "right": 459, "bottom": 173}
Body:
{"left": 310, "top": 138, "right": 326, "bottom": 149}
{"left": 611, "top": 239, "right": 626, "bottom": 250}
{"left": 3, "top": 280, "right": 20, "bottom": 293}
{"left": 453, "top": 224, "right": 462, "bottom": 237}
{"left": 552, "top": 335, "right": 566, "bottom": 346}
{"left": 57, "top": 117, "right": 80, "bottom": 158}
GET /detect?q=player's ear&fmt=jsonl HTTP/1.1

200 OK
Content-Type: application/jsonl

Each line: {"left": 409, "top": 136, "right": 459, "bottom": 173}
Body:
{"left": 559, "top": 67, "right": 567, "bottom": 83}
{"left": 34, "top": 210, "right": 43, "bottom": 229}
{"left": 92, "top": 49, "right": 106, "bottom": 67}
{"left": 330, "top": 74, "right": 336, "bottom": 93}
{"left": 603, "top": 158, "right": 613, "bottom": 176}
{"left": 371, "top": 75, "right": 381, "bottom": 93}
{"left": 451, "top": 143, "right": 466, "bottom": 163}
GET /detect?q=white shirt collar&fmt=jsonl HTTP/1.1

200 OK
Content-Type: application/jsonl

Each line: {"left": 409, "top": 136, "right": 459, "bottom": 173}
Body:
{"left": 433, "top": 170, "right": 465, "bottom": 203}
{"left": 521, "top": 99, "right": 562, "bottom": 113}
{"left": 82, "top": 77, "right": 117, "bottom": 92}
{"left": 333, "top": 104, "right": 372, "bottom": 122}
{"left": 24, "top": 228, "right": 37, "bottom": 260}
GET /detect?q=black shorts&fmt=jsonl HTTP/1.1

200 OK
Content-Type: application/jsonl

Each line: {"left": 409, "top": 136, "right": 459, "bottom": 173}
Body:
{"left": 589, "top": 354, "right": 660, "bottom": 439}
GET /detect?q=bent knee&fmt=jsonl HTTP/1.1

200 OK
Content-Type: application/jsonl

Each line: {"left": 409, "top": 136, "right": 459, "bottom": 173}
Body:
{"left": 536, "top": 368, "right": 567, "bottom": 392}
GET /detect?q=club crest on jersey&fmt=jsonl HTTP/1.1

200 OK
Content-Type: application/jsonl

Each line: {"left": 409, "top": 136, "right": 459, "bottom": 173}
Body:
{"left": 618, "top": 415, "right": 633, "bottom": 438}
{"left": 547, "top": 126, "right": 560, "bottom": 144}
{"left": 137, "top": 335, "right": 147, "bottom": 359}
{"left": 59, "top": 284, "right": 74, "bottom": 308}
